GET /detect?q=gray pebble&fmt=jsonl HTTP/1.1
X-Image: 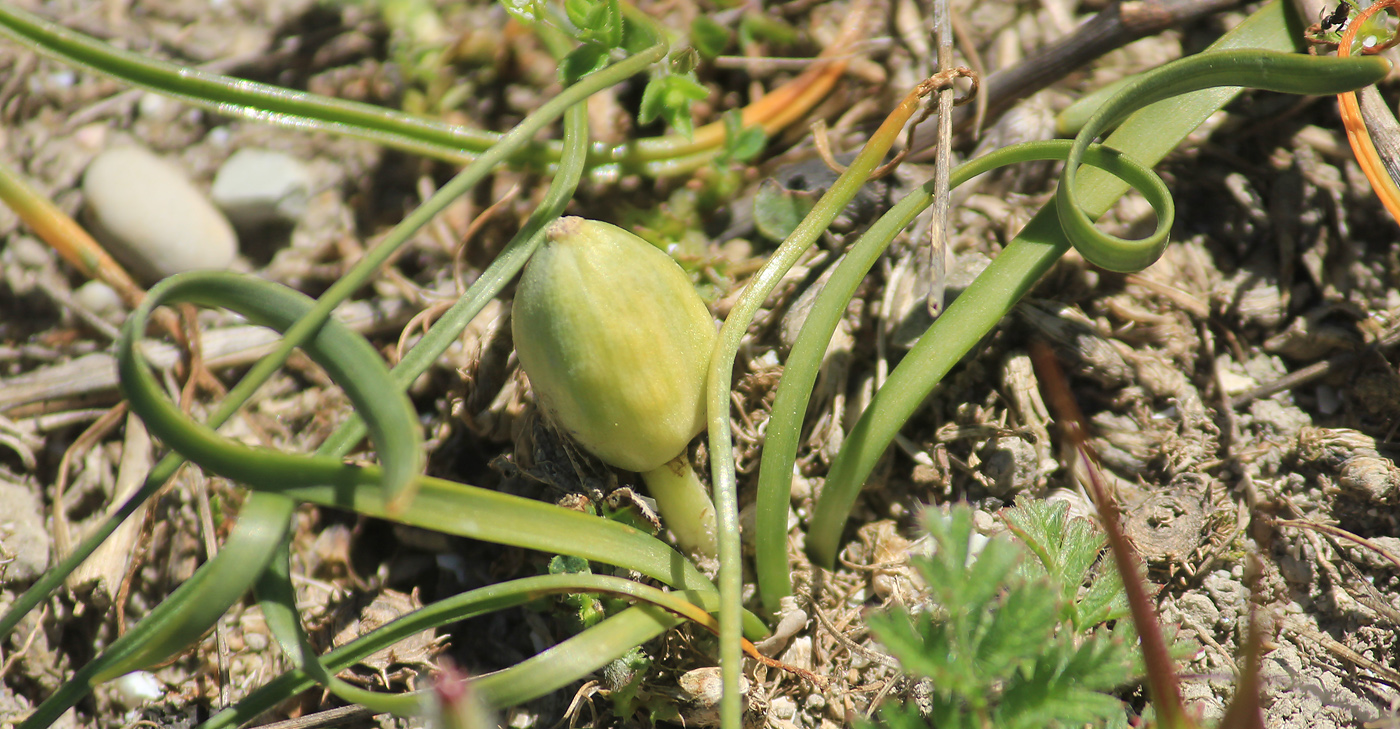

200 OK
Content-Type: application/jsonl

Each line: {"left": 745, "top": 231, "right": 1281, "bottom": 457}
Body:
{"left": 1174, "top": 591, "right": 1222, "bottom": 629}
{"left": 980, "top": 434, "right": 1038, "bottom": 496}
{"left": 0, "top": 478, "right": 50, "bottom": 582}
{"left": 82, "top": 145, "right": 237, "bottom": 283}
{"left": 211, "top": 148, "right": 313, "bottom": 228}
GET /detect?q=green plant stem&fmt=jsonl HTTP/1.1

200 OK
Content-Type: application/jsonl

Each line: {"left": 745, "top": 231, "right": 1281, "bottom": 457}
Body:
{"left": 17, "top": 492, "right": 293, "bottom": 729}
{"left": 318, "top": 102, "right": 591, "bottom": 456}
{"left": 707, "top": 82, "right": 935, "bottom": 729}
{"left": 0, "top": 31, "right": 607, "bottom": 652}
{"left": 0, "top": 2, "right": 500, "bottom": 162}
{"left": 0, "top": 99, "right": 593, "bottom": 650}
{"left": 642, "top": 455, "right": 719, "bottom": 558}
{"left": 115, "top": 272, "right": 770, "bottom": 612}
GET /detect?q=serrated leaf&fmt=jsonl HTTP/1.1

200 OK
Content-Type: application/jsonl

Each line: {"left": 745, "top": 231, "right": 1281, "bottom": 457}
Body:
{"left": 867, "top": 504, "right": 1139, "bottom": 729}
{"left": 978, "top": 579, "right": 1060, "bottom": 676}
{"left": 960, "top": 537, "right": 1022, "bottom": 613}
{"left": 1057, "top": 632, "right": 1136, "bottom": 692}
{"left": 1077, "top": 563, "right": 1129, "bottom": 627}
{"left": 1003, "top": 499, "right": 1123, "bottom": 632}
{"left": 996, "top": 634, "right": 1134, "bottom": 729}
{"left": 867, "top": 611, "right": 953, "bottom": 685}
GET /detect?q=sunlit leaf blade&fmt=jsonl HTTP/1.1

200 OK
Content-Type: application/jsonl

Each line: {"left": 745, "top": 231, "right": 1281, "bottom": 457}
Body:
{"left": 279, "top": 473, "right": 729, "bottom": 606}
{"left": 709, "top": 67, "right": 938, "bottom": 729}
{"left": 256, "top": 541, "right": 421, "bottom": 715}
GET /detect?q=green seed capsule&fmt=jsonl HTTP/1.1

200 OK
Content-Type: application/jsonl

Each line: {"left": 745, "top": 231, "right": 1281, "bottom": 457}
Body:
{"left": 512, "top": 217, "right": 716, "bottom": 474}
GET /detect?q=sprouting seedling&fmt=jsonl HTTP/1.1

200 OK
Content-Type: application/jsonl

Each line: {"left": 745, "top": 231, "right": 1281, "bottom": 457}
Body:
{"left": 512, "top": 216, "right": 721, "bottom": 557}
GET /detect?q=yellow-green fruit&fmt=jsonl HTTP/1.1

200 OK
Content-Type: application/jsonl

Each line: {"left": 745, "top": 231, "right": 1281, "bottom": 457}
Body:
{"left": 512, "top": 217, "right": 716, "bottom": 473}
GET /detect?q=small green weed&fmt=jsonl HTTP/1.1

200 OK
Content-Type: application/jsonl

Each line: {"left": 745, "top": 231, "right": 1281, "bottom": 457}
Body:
{"left": 868, "top": 502, "right": 1138, "bottom": 729}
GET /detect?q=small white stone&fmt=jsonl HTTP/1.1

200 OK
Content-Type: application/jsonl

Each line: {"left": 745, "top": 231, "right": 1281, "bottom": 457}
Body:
{"left": 72, "top": 280, "right": 123, "bottom": 318}
{"left": 112, "top": 671, "right": 164, "bottom": 707}
{"left": 7, "top": 235, "right": 51, "bottom": 268}
{"left": 211, "top": 148, "right": 314, "bottom": 228}
{"left": 137, "top": 92, "right": 177, "bottom": 122}
{"left": 82, "top": 145, "right": 237, "bottom": 283}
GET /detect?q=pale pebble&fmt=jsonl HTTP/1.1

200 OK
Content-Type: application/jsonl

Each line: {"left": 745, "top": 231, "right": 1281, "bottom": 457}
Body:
{"left": 211, "top": 148, "right": 313, "bottom": 228}
{"left": 82, "top": 145, "right": 237, "bottom": 283}
{"left": 72, "top": 280, "right": 123, "bottom": 318}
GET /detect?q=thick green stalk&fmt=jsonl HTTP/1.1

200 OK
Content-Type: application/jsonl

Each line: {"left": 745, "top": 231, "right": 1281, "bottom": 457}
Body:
{"left": 643, "top": 456, "right": 719, "bottom": 558}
